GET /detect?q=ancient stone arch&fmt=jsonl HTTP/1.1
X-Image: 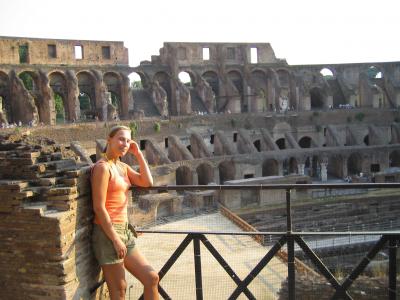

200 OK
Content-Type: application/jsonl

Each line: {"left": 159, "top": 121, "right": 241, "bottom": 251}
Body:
{"left": 389, "top": 150, "right": 400, "bottom": 167}
{"left": 218, "top": 160, "right": 236, "bottom": 183}
{"left": 48, "top": 71, "right": 69, "bottom": 122}
{"left": 175, "top": 165, "right": 193, "bottom": 186}
{"left": 298, "top": 136, "right": 313, "bottom": 148}
{"left": 196, "top": 162, "right": 215, "bottom": 185}
{"left": 76, "top": 71, "right": 97, "bottom": 120}
{"left": 0, "top": 71, "right": 11, "bottom": 124}
{"left": 328, "top": 154, "right": 345, "bottom": 179}
{"left": 202, "top": 70, "right": 220, "bottom": 111}
{"left": 104, "top": 71, "right": 123, "bottom": 117}
{"left": 309, "top": 86, "right": 326, "bottom": 110}
{"left": 227, "top": 69, "right": 245, "bottom": 112}
{"left": 347, "top": 152, "right": 363, "bottom": 175}
{"left": 154, "top": 71, "right": 173, "bottom": 114}
{"left": 262, "top": 158, "right": 279, "bottom": 176}
{"left": 249, "top": 69, "right": 269, "bottom": 112}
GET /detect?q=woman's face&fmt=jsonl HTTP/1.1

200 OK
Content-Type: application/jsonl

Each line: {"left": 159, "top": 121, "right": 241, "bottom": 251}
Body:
{"left": 108, "top": 129, "right": 132, "bottom": 157}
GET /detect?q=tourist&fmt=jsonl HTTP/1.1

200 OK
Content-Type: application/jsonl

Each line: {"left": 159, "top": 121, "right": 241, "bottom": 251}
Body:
{"left": 91, "top": 125, "right": 159, "bottom": 300}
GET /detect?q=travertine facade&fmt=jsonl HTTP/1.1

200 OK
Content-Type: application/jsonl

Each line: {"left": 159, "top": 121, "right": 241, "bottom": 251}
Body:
{"left": 0, "top": 36, "right": 132, "bottom": 125}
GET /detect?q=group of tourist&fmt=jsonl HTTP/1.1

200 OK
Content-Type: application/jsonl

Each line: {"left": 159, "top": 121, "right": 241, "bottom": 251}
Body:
{"left": 0, "top": 120, "right": 42, "bottom": 129}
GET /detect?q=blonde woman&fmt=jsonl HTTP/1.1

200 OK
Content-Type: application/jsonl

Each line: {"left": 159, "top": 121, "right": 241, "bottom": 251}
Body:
{"left": 91, "top": 125, "right": 159, "bottom": 300}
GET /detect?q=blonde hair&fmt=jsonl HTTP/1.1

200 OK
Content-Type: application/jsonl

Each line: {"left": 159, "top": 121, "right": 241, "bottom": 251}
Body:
{"left": 103, "top": 125, "right": 131, "bottom": 153}
{"left": 108, "top": 125, "right": 131, "bottom": 138}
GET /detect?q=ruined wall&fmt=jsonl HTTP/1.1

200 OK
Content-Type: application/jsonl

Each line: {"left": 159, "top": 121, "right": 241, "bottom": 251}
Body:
{"left": 0, "top": 36, "right": 129, "bottom": 65}
{"left": 0, "top": 133, "right": 107, "bottom": 299}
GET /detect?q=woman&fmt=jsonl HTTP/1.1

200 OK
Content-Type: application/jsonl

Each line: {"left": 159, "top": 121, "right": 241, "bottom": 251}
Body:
{"left": 91, "top": 125, "right": 159, "bottom": 300}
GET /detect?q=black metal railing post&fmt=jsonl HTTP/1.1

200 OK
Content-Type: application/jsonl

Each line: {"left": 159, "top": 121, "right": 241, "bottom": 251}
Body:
{"left": 286, "top": 188, "right": 295, "bottom": 300}
{"left": 388, "top": 236, "right": 397, "bottom": 300}
{"left": 193, "top": 234, "right": 203, "bottom": 300}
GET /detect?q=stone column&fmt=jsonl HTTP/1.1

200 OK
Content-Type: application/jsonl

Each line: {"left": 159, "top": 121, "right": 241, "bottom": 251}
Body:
{"left": 298, "top": 163, "right": 305, "bottom": 175}
{"left": 120, "top": 74, "right": 130, "bottom": 119}
{"left": 66, "top": 70, "right": 80, "bottom": 121}
{"left": 92, "top": 70, "right": 107, "bottom": 121}
{"left": 342, "top": 156, "right": 349, "bottom": 178}
{"left": 214, "top": 168, "right": 220, "bottom": 184}
{"left": 320, "top": 162, "right": 328, "bottom": 182}
{"left": 192, "top": 170, "right": 198, "bottom": 185}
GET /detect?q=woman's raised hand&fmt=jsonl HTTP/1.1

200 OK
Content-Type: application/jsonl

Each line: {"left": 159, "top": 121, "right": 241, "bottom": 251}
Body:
{"left": 128, "top": 140, "right": 140, "bottom": 156}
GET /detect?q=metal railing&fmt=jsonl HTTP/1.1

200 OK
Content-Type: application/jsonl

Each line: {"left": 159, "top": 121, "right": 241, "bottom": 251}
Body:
{"left": 91, "top": 183, "right": 400, "bottom": 300}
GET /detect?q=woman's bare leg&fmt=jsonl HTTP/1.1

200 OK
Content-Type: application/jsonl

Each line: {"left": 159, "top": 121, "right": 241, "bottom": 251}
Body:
{"left": 102, "top": 263, "right": 126, "bottom": 300}
{"left": 124, "top": 249, "right": 159, "bottom": 300}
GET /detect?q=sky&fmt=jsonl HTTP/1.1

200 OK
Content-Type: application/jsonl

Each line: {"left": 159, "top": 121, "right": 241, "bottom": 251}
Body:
{"left": 0, "top": 0, "right": 399, "bottom": 68}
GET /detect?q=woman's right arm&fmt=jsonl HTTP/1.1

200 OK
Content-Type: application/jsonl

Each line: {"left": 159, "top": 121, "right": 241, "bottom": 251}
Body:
{"left": 91, "top": 163, "right": 127, "bottom": 258}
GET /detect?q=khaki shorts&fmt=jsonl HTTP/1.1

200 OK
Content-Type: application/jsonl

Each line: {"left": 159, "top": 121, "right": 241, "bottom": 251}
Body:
{"left": 92, "top": 223, "right": 136, "bottom": 265}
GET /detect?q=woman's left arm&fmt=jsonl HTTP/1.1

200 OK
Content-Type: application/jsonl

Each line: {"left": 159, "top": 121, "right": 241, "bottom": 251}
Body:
{"left": 126, "top": 141, "right": 153, "bottom": 187}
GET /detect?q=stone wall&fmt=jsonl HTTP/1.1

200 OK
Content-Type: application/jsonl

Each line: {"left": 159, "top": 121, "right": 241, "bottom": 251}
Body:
{"left": 0, "top": 133, "right": 107, "bottom": 299}
{"left": 0, "top": 36, "right": 129, "bottom": 65}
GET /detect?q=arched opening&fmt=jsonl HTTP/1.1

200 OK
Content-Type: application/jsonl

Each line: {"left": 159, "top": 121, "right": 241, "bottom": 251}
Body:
{"left": 328, "top": 155, "right": 344, "bottom": 179}
{"left": 197, "top": 163, "right": 214, "bottom": 185}
{"left": 109, "top": 91, "right": 122, "bottom": 119}
{"left": 262, "top": 159, "right": 279, "bottom": 176}
{"left": 347, "top": 153, "right": 363, "bottom": 176}
{"left": 178, "top": 71, "right": 195, "bottom": 87}
{"left": 389, "top": 151, "right": 400, "bottom": 167}
{"left": 219, "top": 161, "right": 235, "bottom": 184}
{"left": 277, "top": 69, "right": 290, "bottom": 87}
{"left": 310, "top": 87, "right": 324, "bottom": 110}
{"left": 154, "top": 72, "right": 172, "bottom": 114}
{"left": 18, "top": 71, "right": 37, "bottom": 91}
{"left": 129, "top": 72, "right": 147, "bottom": 89}
{"left": 304, "top": 156, "right": 320, "bottom": 178}
{"left": 176, "top": 166, "right": 193, "bottom": 186}
{"left": 367, "top": 66, "right": 383, "bottom": 79}
{"left": 228, "top": 70, "right": 246, "bottom": 112}
{"left": 77, "top": 71, "right": 96, "bottom": 120}
{"left": 251, "top": 70, "right": 268, "bottom": 111}
{"left": 288, "top": 157, "right": 298, "bottom": 174}
{"left": 0, "top": 72, "right": 11, "bottom": 124}
{"left": 312, "top": 156, "right": 320, "bottom": 179}
{"left": 49, "top": 72, "right": 69, "bottom": 121}
{"left": 78, "top": 92, "right": 94, "bottom": 120}
{"left": 320, "top": 68, "right": 334, "bottom": 79}
{"left": 54, "top": 93, "right": 66, "bottom": 124}
{"left": 364, "top": 134, "right": 369, "bottom": 146}
{"left": 253, "top": 140, "right": 261, "bottom": 152}
{"left": 299, "top": 136, "right": 313, "bottom": 148}
{"left": 18, "top": 71, "right": 44, "bottom": 122}
{"left": 202, "top": 71, "right": 220, "bottom": 112}
{"left": 276, "top": 138, "right": 286, "bottom": 150}
{"left": 104, "top": 72, "right": 122, "bottom": 119}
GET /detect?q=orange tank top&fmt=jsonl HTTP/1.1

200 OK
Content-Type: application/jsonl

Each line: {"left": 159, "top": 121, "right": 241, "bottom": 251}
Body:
{"left": 93, "top": 160, "right": 131, "bottom": 224}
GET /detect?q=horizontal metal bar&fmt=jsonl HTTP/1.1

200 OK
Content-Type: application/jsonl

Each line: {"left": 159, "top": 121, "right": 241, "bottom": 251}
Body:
{"left": 133, "top": 183, "right": 400, "bottom": 191}
{"left": 137, "top": 229, "right": 400, "bottom": 236}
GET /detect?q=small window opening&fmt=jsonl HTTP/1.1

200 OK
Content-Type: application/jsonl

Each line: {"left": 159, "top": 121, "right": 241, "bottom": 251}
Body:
{"left": 19, "top": 45, "right": 29, "bottom": 63}
{"left": 227, "top": 47, "right": 235, "bottom": 60}
{"left": 48, "top": 44, "right": 57, "bottom": 58}
{"left": 203, "top": 48, "right": 210, "bottom": 60}
{"left": 74, "top": 45, "right": 83, "bottom": 59}
{"left": 102, "top": 46, "right": 111, "bottom": 59}
{"left": 140, "top": 140, "right": 146, "bottom": 150}
{"left": 210, "top": 134, "right": 214, "bottom": 144}
{"left": 250, "top": 47, "right": 258, "bottom": 64}
{"left": 244, "top": 174, "right": 254, "bottom": 179}
{"left": 165, "top": 138, "right": 169, "bottom": 148}
{"left": 233, "top": 132, "right": 238, "bottom": 142}
{"left": 371, "top": 164, "right": 380, "bottom": 172}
